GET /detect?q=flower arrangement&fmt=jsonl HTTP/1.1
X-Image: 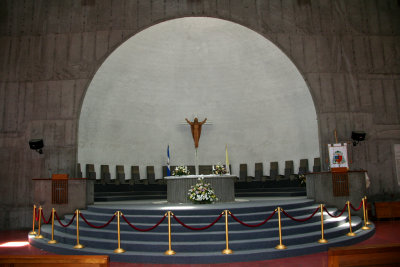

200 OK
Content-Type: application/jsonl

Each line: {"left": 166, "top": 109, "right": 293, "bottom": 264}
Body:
{"left": 188, "top": 177, "right": 218, "bottom": 204}
{"left": 172, "top": 165, "right": 190, "bottom": 176}
{"left": 298, "top": 174, "right": 306, "bottom": 185}
{"left": 212, "top": 164, "right": 227, "bottom": 175}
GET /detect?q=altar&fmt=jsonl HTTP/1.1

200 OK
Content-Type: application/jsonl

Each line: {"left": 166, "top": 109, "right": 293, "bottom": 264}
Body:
{"left": 165, "top": 175, "right": 236, "bottom": 203}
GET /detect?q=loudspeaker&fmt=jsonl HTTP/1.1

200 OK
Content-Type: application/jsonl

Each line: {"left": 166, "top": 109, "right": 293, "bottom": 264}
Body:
{"left": 351, "top": 131, "right": 366, "bottom": 142}
{"left": 29, "top": 139, "right": 44, "bottom": 153}
{"left": 351, "top": 131, "right": 366, "bottom": 146}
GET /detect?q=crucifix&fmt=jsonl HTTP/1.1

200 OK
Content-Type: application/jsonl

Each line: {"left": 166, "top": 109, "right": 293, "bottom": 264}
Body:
{"left": 182, "top": 117, "right": 211, "bottom": 174}
{"left": 185, "top": 117, "right": 207, "bottom": 149}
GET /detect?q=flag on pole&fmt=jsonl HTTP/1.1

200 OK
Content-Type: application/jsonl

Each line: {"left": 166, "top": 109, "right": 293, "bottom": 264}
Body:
{"left": 167, "top": 145, "right": 171, "bottom": 176}
{"left": 225, "top": 144, "right": 230, "bottom": 174}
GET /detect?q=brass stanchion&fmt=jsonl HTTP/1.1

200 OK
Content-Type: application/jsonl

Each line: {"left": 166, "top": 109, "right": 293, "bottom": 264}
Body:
{"left": 222, "top": 210, "right": 233, "bottom": 254}
{"left": 362, "top": 197, "right": 371, "bottom": 230}
{"left": 318, "top": 204, "right": 328, "bottom": 243}
{"left": 35, "top": 206, "right": 44, "bottom": 239}
{"left": 48, "top": 208, "right": 57, "bottom": 244}
{"left": 74, "top": 209, "right": 85, "bottom": 249}
{"left": 275, "top": 207, "right": 287, "bottom": 250}
{"left": 164, "top": 211, "right": 176, "bottom": 255}
{"left": 346, "top": 201, "right": 356, "bottom": 237}
{"left": 364, "top": 196, "right": 371, "bottom": 225}
{"left": 114, "top": 211, "right": 125, "bottom": 253}
{"left": 29, "top": 205, "right": 37, "bottom": 235}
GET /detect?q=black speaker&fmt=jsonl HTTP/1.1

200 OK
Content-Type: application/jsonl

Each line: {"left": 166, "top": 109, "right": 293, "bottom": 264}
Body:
{"left": 29, "top": 139, "right": 44, "bottom": 153}
{"left": 351, "top": 131, "right": 366, "bottom": 141}
{"left": 351, "top": 131, "right": 366, "bottom": 146}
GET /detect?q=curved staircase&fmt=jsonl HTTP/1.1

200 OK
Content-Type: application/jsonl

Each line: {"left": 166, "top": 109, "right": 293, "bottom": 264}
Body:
{"left": 29, "top": 197, "right": 374, "bottom": 264}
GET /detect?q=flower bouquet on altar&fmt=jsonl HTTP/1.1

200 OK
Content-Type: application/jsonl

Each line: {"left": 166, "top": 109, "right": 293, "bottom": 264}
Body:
{"left": 172, "top": 165, "right": 190, "bottom": 176}
{"left": 212, "top": 164, "right": 227, "bottom": 175}
{"left": 188, "top": 177, "right": 218, "bottom": 204}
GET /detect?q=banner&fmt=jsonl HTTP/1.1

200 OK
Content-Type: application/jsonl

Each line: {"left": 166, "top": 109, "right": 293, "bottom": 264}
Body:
{"left": 328, "top": 143, "right": 349, "bottom": 169}
{"left": 225, "top": 145, "right": 230, "bottom": 174}
{"left": 167, "top": 145, "right": 171, "bottom": 176}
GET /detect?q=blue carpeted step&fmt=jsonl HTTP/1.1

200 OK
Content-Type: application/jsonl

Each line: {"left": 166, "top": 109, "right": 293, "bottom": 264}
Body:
{"left": 30, "top": 222, "right": 374, "bottom": 264}
{"left": 37, "top": 216, "right": 362, "bottom": 253}
{"left": 30, "top": 197, "right": 375, "bottom": 264}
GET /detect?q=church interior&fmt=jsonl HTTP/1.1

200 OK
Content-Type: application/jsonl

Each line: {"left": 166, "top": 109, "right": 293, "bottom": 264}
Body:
{"left": 1, "top": 0, "right": 400, "bottom": 266}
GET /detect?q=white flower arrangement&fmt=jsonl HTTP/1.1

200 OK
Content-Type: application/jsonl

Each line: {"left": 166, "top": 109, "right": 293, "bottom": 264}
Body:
{"left": 212, "top": 164, "right": 227, "bottom": 175}
{"left": 188, "top": 177, "right": 218, "bottom": 204}
{"left": 172, "top": 165, "right": 190, "bottom": 176}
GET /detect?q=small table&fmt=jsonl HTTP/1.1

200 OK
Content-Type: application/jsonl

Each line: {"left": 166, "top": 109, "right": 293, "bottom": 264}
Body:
{"left": 165, "top": 175, "right": 236, "bottom": 203}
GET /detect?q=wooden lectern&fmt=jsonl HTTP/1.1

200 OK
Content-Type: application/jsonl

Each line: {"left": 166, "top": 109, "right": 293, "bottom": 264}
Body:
{"left": 52, "top": 174, "right": 69, "bottom": 204}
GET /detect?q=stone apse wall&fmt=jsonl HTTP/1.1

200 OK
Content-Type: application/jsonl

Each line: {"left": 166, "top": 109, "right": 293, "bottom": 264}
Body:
{"left": 0, "top": 0, "right": 399, "bottom": 229}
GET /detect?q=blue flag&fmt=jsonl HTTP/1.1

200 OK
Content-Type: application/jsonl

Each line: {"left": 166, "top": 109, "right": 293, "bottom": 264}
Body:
{"left": 167, "top": 145, "right": 171, "bottom": 176}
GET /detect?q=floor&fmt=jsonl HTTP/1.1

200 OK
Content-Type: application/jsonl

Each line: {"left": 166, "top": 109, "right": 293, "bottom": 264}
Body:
{"left": 1, "top": 220, "right": 399, "bottom": 267}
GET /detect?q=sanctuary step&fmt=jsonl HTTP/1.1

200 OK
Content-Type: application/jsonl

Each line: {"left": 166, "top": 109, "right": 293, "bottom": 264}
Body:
{"left": 94, "top": 182, "right": 306, "bottom": 202}
{"left": 30, "top": 197, "right": 374, "bottom": 264}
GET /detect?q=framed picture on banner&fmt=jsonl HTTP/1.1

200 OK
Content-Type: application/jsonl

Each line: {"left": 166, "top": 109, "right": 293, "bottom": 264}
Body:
{"left": 328, "top": 143, "right": 349, "bottom": 171}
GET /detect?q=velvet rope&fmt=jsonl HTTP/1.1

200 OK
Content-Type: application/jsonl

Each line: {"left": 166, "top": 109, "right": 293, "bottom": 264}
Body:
{"left": 172, "top": 213, "right": 223, "bottom": 230}
{"left": 54, "top": 212, "right": 76, "bottom": 228}
{"left": 282, "top": 207, "right": 320, "bottom": 222}
{"left": 79, "top": 213, "right": 116, "bottom": 229}
{"left": 230, "top": 210, "right": 277, "bottom": 227}
{"left": 121, "top": 214, "right": 166, "bottom": 232}
{"left": 35, "top": 209, "right": 40, "bottom": 222}
{"left": 323, "top": 205, "right": 347, "bottom": 218}
{"left": 41, "top": 210, "right": 52, "bottom": 224}
{"left": 350, "top": 200, "right": 363, "bottom": 211}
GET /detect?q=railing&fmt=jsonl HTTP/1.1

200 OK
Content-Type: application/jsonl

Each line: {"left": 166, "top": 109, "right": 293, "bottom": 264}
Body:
{"left": 30, "top": 197, "right": 372, "bottom": 255}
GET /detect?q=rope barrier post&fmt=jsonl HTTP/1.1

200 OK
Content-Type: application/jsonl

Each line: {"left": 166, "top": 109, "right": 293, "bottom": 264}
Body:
{"left": 222, "top": 210, "right": 233, "bottom": 255}
{"left": 164, "top": 211, "right": 176, "bottom": 255}
{"left": 114, "top": 211, "right": 126, "bottom": 253}
{"left": 275, "top": 207, "right": 286, "bottom": 250}
{"left": 29, "top": 205, "right": 37, "bottom": 235}
{"left": 364, "top": 196, "right": 371, "bottom": 225}
{"left": 48, "top": 208, "right": 57, "bottom": 244}
{"left": 318, "top": 204, "right": 328, "bottom": 244}
{"left": 346, "top": 201, "right": 356, "bottom": 237}
{"left": 362, "top": 197, "right": 371, "bottom": 230}
{"left": 74, "top": 210, "right": 85, "bottom": 249}
{"left": 35, "top": 206, "right": 44, "bottom": 239}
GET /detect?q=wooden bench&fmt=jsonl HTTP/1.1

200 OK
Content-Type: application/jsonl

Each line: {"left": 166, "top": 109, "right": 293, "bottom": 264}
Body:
{"left": 328, "top": 243, "right": 400, "bottom": 267}
{"left": 374, "top": 201, "right": 400, "bottom": 219}
{"left": 0, "top": 255, "right": 109, "bottom": 267}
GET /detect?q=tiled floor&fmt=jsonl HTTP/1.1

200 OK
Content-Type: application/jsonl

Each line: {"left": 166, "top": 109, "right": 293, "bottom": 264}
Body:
{"left": 1, "top": 220, "right": 399, "bottom": 267}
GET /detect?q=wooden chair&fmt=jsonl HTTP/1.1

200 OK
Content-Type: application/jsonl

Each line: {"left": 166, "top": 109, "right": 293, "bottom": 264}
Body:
{"left": 116, "top": 165, "right": 125, "bottom": 184}
{"left": 313, "top": 157, "right": 321, "bottom": 172}
{"left": 299, "top": 159, "right": 309, "bottom": 175}
{"left": 146, "top": 166, "right": 156, "bottom": 184}
{"left": 100, "top": 165, "right": 111, "bottom": 184}
{"left": 86, "top": 164, "right": 96, "bottom": 180}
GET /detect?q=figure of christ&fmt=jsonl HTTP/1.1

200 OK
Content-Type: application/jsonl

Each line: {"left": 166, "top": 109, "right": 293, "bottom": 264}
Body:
{"left": 185, "top": 117, "right": 207, "bottom": 148}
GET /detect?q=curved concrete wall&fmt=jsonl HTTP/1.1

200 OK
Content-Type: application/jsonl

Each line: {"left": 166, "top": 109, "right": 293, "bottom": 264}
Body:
{"left": 78, "top": 18, "right": 319, "bottom": 178}
{"left": 1, "top": 1, "right": 399, "bottom": 229}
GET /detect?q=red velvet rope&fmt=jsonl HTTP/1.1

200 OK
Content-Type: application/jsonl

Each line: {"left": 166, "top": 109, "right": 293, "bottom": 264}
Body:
{"left": 121, "top": 214, "right": 166, "bottom": 232}
{"left": 172, "top": 213, "right": 223, "bottom": 230}
{"left": 54, "top": 211, "right": 76, "bottom": 227}
{"left": 282, "top": 207, "right": 320, "bottom": 222}
{"left": 41, "top": 210, "right": 52, "bottom": 224}
{"left": 80, "top": 213, "right": 116, "bottom": 229}
{"left": 323, "top": 205, "right": 347, "bottom": 218}
{"left": 350, "top": 200, "right": 363, "bottom": 211}
{"left": 230, "top": 210, "right": 277, "bottom": 227}
{"left": 35, "top": 209, "right": 40, "bottom": 222}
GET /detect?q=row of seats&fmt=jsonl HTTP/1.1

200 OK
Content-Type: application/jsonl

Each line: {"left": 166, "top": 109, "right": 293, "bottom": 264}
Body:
{"left": 78, "top": 164, "right": 226, "bottom": 185}
{"left": 77, "top": 158, "right": 321, "bottom": 185}
{"left": 240, "top": 158, "right": 321, "bottom": 182}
